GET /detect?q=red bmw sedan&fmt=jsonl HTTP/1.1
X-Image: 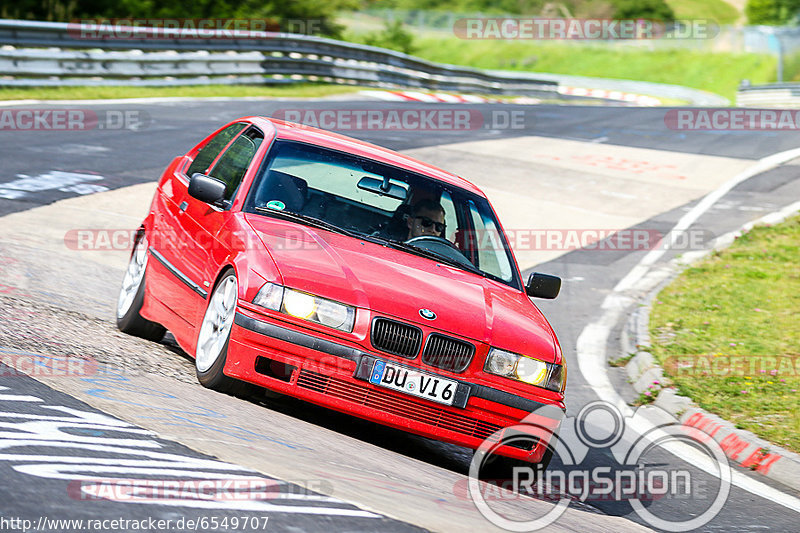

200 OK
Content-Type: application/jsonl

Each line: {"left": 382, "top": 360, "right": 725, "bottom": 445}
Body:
{"left": 116, "top": 116, "right": 565, "bottom": 465}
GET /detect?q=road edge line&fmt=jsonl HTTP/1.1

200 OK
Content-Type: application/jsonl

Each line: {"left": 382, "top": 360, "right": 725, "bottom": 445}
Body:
{"left": 625, "top": 201, "right": 800, "bottom": 492}
{"left": 576, "top": 148, "right": 800, "bottom": 511}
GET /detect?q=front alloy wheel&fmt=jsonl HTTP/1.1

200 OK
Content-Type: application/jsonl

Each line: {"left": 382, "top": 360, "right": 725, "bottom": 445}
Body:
{"left": 195, "top": 270, "right": 253, "bottom": 396}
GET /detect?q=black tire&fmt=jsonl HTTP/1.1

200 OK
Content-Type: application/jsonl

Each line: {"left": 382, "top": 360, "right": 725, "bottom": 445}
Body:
{"left": 116, "top": 234, "right": 165, "bottom": 342}
{"left": 196, "top": 337, "right": 254, "bottom": 397}
{"left": 195, "top": 270, "right": 256, "bottom": 398}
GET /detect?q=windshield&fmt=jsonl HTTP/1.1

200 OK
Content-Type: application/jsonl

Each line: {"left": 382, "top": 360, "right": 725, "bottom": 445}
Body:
{"left": 245, "top": 140, "right": 520, "bottom": 288}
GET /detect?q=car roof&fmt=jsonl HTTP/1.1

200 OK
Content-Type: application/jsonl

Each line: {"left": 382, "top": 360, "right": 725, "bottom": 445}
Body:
{"left": 244, "top": 116, "right": 485, "bottom": 196}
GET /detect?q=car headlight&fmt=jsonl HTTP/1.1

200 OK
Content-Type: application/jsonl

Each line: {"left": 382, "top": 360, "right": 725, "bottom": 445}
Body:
{"left": 283, "top": 290, "right": 316, "bottom": 319}
{"left": 253, "top": 283, "right": 355, "bottom": 333}
{"left": 252, "top": 283, "right": 284, "bottom": 311}
{"left": 485, "top": 348, "right": 517, "bottom": 375}
{"left": 485, "top": 347, "right": 566, "bottom": 392}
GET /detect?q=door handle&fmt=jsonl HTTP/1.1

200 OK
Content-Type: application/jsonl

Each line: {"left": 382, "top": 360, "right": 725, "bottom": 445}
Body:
{"left": 179, "top": 201, "right": 188, "bottom": 213}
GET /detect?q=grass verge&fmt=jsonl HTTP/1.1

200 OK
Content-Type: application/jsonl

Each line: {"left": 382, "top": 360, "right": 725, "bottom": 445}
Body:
{"left": 649, "top": 215, "right": 800, "bottom": 452}
{"left": 0, "top": 83, "right": 363, "bottom": 101}
{"left": 411, "top": 38, "right": 775, "bottom": 102}
{"left": 665, "top": 0, "right": 741, "bottom": 25}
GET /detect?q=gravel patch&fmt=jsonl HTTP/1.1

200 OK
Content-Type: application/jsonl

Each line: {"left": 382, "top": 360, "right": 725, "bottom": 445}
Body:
{"left": 0, "top": 292, "right": 197, "bottom": 383}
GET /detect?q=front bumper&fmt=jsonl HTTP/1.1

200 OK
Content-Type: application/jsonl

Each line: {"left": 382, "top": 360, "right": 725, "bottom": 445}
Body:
{"left": 226, "top": 308, "right": 564, "bottom": 462}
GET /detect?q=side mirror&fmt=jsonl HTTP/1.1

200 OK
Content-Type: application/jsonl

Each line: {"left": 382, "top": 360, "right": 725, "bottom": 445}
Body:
{"left": 526, "top": 272, "right": 561, "bottom": 299}
{"left": 188, "top": 173, "right": 226, "bottom": 206}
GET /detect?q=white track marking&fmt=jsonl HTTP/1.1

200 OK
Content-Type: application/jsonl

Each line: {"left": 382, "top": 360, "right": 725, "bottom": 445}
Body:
{"left": 0, "top": 390, "right": 380, "bottom": 517}
{"left": 614, "top": 147, "right": 800, "bottom": 293}
{"left": 0, "top": 171, "right": 107, "bottom": 200}
{"left": 577, "top": 147, "right": 800, "bottom": 513}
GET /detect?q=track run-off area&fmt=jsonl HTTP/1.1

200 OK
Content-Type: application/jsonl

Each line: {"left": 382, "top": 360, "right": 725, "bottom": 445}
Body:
{"left": 0, "top": 97, "right": 799, "bottom": 532}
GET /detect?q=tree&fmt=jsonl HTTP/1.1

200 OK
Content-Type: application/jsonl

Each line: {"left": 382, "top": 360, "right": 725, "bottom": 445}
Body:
{"left": 612, "top": 0, "right": 675, "bottom": 22}
{"left": 363, "top": 19, "right": 416, "bottom": 54}
{"left": 0, "top": 0, "right": 357, "bottom": 37}
{"left": 746, "top": 0, "right": 800, "bottom": 25}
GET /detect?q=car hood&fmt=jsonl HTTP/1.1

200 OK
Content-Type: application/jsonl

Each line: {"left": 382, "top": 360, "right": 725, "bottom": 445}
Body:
{"left": 245, "top": 214, "right": 558, "bottom": 363}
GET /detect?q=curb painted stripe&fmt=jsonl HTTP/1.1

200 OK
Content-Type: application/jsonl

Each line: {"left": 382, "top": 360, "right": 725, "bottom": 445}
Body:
{"left": 559, "top": 86, "right": 662, "bottom": 106}
{"left": 361, "top": 90, "right": 502, "bottom": 104}
{"left": 365, "top": 88, "right": 660, "bottom": 106}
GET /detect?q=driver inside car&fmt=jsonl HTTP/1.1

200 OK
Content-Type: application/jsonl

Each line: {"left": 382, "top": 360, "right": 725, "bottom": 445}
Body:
{"left": 406, "top": 199, "right": 446, "bottom": 240}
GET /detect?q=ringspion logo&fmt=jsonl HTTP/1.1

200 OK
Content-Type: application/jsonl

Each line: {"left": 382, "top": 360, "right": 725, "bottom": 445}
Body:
{"left": 468, "top": 401, "right": 731, "bottom": 531}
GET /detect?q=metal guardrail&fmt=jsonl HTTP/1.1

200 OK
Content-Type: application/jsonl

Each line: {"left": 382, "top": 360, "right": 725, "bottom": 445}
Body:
{"left": 0, "top": 19, "right": 558, "bottom": 95}
{"left": 737, "top": 83, "right": 800, "bottom": 107}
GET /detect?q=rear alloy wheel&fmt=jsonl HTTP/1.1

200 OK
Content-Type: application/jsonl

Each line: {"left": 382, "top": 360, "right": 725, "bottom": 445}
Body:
{"left": 195, "top": 270, "right": 253, "bottom": 396}
{"left": 116, "top": 234, "right": 165, "bottom": 342}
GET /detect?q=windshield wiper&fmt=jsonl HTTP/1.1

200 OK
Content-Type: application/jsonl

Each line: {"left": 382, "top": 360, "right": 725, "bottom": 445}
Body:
{"left": 369, "top": 235, "right": 486, "bottom": 277}
{"left": 409, "top": 245, "right": 485, "bottom": 276}
{"left": 256, "top": 208, "right": 485, "bottom": 276}
{"left": 253, "top": 207, "right": 403, "bottom": 248}
{"left": 254, "top": 207, "right": 360, "bottom": 238}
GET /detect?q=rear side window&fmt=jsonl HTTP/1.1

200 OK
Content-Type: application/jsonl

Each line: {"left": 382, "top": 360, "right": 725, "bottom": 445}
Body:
{"left": 186, "top": 122, "right": 247, "bottom": 178}
{"left": 209, "top": 128, "right": 264, "bottom": 201}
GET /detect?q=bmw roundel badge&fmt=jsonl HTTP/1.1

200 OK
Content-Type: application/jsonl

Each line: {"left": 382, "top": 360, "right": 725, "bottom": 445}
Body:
{"left": 419, "top": 308, "right": 437, "bottom": 320}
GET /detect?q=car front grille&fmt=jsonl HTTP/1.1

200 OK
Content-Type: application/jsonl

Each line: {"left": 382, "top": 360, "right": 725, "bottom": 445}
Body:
{"left": 370, "top": 318, "right": 422, "bottom": 358}
{"left": 422, "top": 334, "right": 475, "bottom": 373}
{"left": 296, "top": 370, "right": 503, "bottom": 441}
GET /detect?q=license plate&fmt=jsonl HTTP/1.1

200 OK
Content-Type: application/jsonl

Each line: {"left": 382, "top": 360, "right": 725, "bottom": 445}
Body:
{"left": 369, "top": 360, "right": 458, "bottom": 406}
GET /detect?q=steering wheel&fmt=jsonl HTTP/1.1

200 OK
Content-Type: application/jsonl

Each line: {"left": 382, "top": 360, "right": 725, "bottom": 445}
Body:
{"left": 404, "top": 236, "right": 475, "bottom": 268}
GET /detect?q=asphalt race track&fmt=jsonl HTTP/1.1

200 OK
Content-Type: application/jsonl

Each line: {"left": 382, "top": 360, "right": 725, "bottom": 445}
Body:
{"left": 0, "top": 97, "right": 799, "bottom": 532}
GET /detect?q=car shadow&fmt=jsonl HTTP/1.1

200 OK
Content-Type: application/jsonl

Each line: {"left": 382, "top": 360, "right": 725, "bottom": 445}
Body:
{"left": 157, "top": 332, "right": 652, "bottom": 520}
